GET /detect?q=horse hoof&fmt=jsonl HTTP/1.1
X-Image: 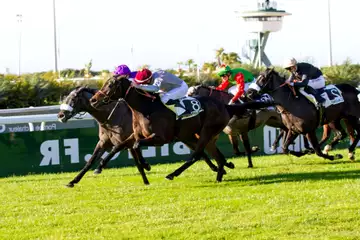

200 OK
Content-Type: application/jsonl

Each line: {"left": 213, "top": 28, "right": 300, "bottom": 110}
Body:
{"left": 66, "top": 183, "right": 75, "bottom": 188}
{"left": 324, "top": 145, "right": 332, "bottom": 153}
{"left": 348, "top": 152, "right": 356, "bottom": 161}
{"left": 165, "top": 175, "right": 174, "bottom": 180}
{"left": 270, "top": 146, "right": 276, "bottom": 152}
{"left": 226, "top": 162, "right": 235, "bottom": 169}
{"left": 322, "top": 150, "right": 328, "bottom": 155}
{"left": 248, "top": 165, "right": 253, "bottom": 168}
{"left": 144, "top": 181, "right": 150, "bottom": 185}
{"left": 93, "top": 169, "right": 102, "bottom": 175}
{"left": 251, "top": 146, "right": 260, "bottom": 152}
{"left": 143, "top": 163, "right": 151, "bottom": 171}
{"left": 335, "top": 154, "right": 343, "bottom": 160}
{"left": 222, "top": 169, "right": 227, "bottom": 175}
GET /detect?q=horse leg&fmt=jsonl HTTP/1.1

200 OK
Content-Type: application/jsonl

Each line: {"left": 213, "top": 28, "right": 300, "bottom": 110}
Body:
{"left": 129, "top": 148, "right": 150, "bottom": 185}
{"left": 228, "top": 135, "right": 244, "bottom": 156}
{"left": 281, "top": 131, "right": 307, "bottom": 157}
{"left": 322, "top": 121, "right": 346, "bottom": 154}
{"left": 93, "top": 141, "right": 112, "bottom": 174}
{"left": 306, "top": 131, "right": 343, "bottom": 161}
{"left": 66, "top": 145, "right": 105, "bottom": 188}
{"left": 166, "top": 138, "right": 227, "bottom": 181}
{"left": 130, "top": 148, "right": 151, "bottom": 171}
{"left": 319, "top": 124, "right": 332, "bottom": 152}
{"left": 302, "top": 134, "right": 314, "bottom": 154}
{"left": 271, "top": 129, "right": 285, "bottom": 151}
{"left": 239, "top": 133, "right": 254, "bottom": 168}
{"left": 167, "top": 128, "right": 227, "bottom": 182}
{"left": 344, "top": 118, "right": 356, "bottom": 144}
{"left": 345, "top": 116, "right": 360, "bottom": 161}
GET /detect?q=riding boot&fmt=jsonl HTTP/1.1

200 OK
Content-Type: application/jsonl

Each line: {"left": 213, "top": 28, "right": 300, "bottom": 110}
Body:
{"left": 305, "top": 86, "right": 326, "bottom": 106}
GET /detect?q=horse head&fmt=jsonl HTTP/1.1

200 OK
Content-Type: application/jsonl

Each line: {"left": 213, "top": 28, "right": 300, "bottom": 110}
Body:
{"left": 58, "top": 86, "right": 97, "bottom": 123}
{"left": 90, "top": 75, "right": 131, "bottom": 108}
{"left": 246, "top": 67, "right": 285, "bottom": 99}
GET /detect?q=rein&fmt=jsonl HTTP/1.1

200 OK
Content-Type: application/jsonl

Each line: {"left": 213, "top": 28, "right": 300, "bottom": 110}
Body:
{"left": 124, "top": 84, "right": 156, "bottom": 101}
{"left": 278, "top": 82, "right": 297, "bottom": 97}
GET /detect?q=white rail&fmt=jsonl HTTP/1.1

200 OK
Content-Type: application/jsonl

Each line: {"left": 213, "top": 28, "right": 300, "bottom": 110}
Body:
{"left": 0, "top": 105, "right": 61, "bottom": 116}
{"left": 0, "top": 113, "right": 93, "bottom": 125}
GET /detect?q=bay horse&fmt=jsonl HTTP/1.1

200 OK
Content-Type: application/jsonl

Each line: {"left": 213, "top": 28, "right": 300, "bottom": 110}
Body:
{"left": 90, "top": 75, "right": 272, "bottom": 182}
{"left": 247, "top": 68, "right": 360, "bottom": 161}
{"left": 188, "top": 85, "right": 355, "bottom": 157}
{"left": 57, "top": 86, "right": 152, "bottom": 186}
{"left": 187, "top": 84, "right": 291, "bottom": 167}
{"left": 58, "top": 87, "right": 228, "bottom": 186}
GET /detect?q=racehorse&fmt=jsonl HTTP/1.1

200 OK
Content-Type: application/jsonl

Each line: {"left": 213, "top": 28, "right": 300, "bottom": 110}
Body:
{"left": 247, "top": 67, "right": 360, "bottom": 161}
{"left": 187, "top": 84, "right": 290, "bottom": 167}
{"left": 58, "top": 87, "right": 230, "bottom": 186}
{"left": 57, "top": 86, "right": 152, "bottom": 186}
{"left": 89, "top": 75, "right": 272, "bottom": 182}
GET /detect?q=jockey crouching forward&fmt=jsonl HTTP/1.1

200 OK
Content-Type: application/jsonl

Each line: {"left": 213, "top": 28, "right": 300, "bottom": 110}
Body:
{"left": 284, "top": 58, "right": 326, "bottom": 108}
{"left": 113, "top": 64, "right": 137, "bottom": 79}
{"left": 133, "top": 68, "right": 192, "bottom": 119}
{"left": 216, "top": 65, "right": 255, "bottom": 105}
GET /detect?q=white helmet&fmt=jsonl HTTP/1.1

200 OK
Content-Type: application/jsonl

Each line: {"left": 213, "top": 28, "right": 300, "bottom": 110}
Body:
{"left": 283, "top": 57, "right": 297, "bottom": 69}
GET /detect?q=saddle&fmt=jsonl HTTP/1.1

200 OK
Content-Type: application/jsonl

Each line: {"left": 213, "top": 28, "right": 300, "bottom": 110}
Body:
{"left": 299, "top": 85, "right": 344, "bottom": 109}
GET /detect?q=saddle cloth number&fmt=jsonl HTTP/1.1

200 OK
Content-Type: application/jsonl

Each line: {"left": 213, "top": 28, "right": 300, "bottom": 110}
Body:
{"left": 321, "top": 85, "right": 344, "bottom": 107}
{"left": 177, "top": 97, "right": 203, "bottom": 113}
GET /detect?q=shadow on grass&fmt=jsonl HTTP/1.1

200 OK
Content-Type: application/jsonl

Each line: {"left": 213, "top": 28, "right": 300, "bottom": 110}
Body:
{"left": 224, "top": 169, "right": 360, "bottom": 185}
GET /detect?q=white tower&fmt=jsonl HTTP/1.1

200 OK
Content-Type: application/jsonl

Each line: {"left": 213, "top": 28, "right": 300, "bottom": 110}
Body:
{"left": 239, "top": 0, "right": 291, "bottom": 67}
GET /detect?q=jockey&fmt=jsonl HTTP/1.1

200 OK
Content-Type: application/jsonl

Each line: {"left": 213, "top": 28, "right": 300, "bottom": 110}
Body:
{"left": 113, "top": 64, "right": 137, "bottom": 79}
{"left": 216, "top": 65, "right": 255, "bottom": 105}
{"left": 283, "top": 58, "right": 326, "bottom": 107}
{"left": 133, "top": 68, "right": 191, "bottom": 119}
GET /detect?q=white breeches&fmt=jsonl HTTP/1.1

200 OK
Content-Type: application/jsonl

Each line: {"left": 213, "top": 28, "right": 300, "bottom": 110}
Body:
{"left": 308, "top": 75, "right": 325, "bottom": 89}
{"left": 160, "top": 81, "right": 189, "bottom": 103}
{"left": 228, "top": 83, "right": 251, "bottom": 96}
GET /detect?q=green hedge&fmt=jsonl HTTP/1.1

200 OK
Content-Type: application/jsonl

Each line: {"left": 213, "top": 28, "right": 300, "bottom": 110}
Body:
{"left": 1, "top": 60, "right": 359, "bottom": 109}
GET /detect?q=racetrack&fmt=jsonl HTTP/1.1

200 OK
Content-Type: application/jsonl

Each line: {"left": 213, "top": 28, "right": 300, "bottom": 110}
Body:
{"left": 1, "top": 150, "right": 360, "bottom": 240}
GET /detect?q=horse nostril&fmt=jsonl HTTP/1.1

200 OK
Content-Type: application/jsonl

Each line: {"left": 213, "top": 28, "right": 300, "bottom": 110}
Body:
{"left": 90, "top": 98, "right": 97, "bottom": 103}
{"left": 58, "top": 113, "right": 64, "bottom": 119}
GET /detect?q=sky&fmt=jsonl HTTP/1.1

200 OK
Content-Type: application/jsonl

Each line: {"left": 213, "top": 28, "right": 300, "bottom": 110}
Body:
{"left": 0, "top": 0, "right": 359, "bottom": 74}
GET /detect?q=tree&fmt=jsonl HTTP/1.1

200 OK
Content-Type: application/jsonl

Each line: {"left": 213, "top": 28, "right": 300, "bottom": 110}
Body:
{"left": 186, "top": 59, "right": 194, "bottom": 72}
{"left": 215, "top": 48, "right": 225, "bottom": 67}
{"left": 202, "top": 62, "right": 217, "bottom": 73}
{"left": 176, "top": 62, "right": 183, "bottom": 71}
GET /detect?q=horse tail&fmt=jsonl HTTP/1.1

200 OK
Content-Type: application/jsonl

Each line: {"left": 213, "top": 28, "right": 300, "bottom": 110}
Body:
{"left": 225, "top": 101, "right": 273, "bottom": 118}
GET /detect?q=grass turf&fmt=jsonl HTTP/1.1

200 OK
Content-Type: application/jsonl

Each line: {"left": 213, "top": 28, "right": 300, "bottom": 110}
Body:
{"left": 1, "top": 149, "right": 360, "bottom": 240}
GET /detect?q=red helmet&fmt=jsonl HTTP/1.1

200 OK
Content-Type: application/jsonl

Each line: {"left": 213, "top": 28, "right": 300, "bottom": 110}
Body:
{"left": 134, "top": 68, "right": 153, "bottom": 84}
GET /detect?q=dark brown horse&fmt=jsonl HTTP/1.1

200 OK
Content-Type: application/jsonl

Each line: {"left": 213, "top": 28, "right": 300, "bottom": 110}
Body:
{"left": 57, "top": 86, "right": 152, "bottom": 186}
{"left": 58, "top": 87, "right": 226, "bottom": 186}
{"left": 187, "top": 84, "right": 289, "bottom": 167}
{"left": 90, "top": 75, "right": 271, "bottom": 182}
{"left": 247, "top": 68, "right": 360, "bottom": 161}
{"left": 188, "top": 85, "right": 355, "bottom": 158}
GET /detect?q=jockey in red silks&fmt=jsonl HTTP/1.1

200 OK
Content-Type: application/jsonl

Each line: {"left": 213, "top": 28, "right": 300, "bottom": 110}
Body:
{"left": 215, "top": 65, "right": 255, "bottom": 105}
{"left": 132, "top": 68, "right": 192, "bottom": 119}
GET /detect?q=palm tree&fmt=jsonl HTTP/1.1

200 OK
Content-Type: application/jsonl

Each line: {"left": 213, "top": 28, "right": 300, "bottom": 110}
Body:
{"left": 186, "top": 59, "right": 194, "bottom": 72}
{"left": 176, "top": 62, "right": 183, "bottom": 71}
{"left": 215, "top": 48, "right": 225, "bottom": 67}
{"left": 227, "top": 52, "right": 242, "bottom": 65}
{"left": 202, "top": 62, "right": 217, "bottom": 73}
